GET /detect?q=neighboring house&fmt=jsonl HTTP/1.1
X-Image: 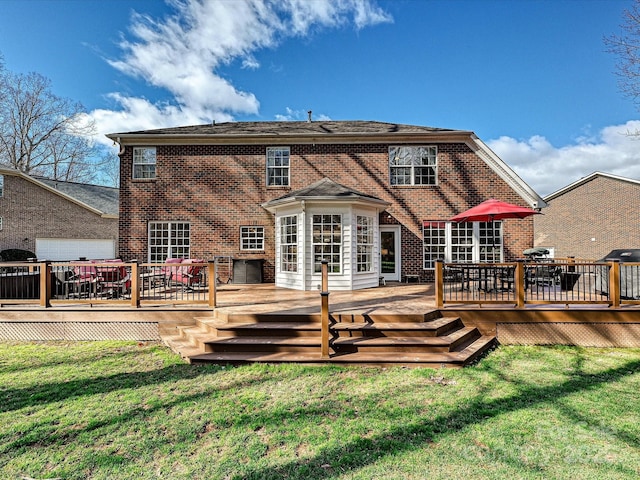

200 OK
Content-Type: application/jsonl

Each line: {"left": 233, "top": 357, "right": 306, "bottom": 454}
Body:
{"left": 108, "top": 120, "right": 544, "bottom": 291}
{"left": 0, "top": 168, "right": 119, "bottom": 260}
{"left": 534, "top": 171, "right": 640, "bottom": 260}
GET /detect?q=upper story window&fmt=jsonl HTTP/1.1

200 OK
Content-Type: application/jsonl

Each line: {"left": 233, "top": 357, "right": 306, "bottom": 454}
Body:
{"left": 0, "top": 175, "right": 4, "bottom": 197}
{"left": 133, "top": 147, "right": 157, "bottom": 179}
{"left": 266, "top": 147, "right": 290, "bottom": 186}
{"left": 240, "top": 226, "right": 265, "bottom": 251}
{"left": 389, "top": 146, "right": 437, "bottom": 186}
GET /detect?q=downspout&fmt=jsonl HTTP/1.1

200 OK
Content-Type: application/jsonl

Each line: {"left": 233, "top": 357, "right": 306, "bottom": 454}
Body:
{"left": 116, "top": 137, "right": 125, "bottom": 155}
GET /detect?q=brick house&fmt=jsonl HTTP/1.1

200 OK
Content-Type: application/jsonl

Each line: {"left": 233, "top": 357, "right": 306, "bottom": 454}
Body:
{"left": 0, "top": 168, "right": 119, "bottom": 260}
{"left": 534, "top": 171, "right": 640, "bottom": 260}
{"left": 108, "top": 120, "right": 544, "bottom": 290}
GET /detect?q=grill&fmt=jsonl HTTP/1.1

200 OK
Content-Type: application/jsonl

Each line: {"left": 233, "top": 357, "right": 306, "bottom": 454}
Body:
{"left": 596, "top": 249, "right": 640, "bottom": 299}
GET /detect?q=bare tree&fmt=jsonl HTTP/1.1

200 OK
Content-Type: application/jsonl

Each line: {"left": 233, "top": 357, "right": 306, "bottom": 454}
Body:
{"left": 606, "top": 0, "right": 640, "bottom": 110}
{"left": 0, "top": 58, "right": 103, "bottom": 182}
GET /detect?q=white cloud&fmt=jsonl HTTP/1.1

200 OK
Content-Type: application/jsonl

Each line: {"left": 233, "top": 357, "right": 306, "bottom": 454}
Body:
{"left": 487, "top": 120, "right": 640, "bottom": 197}
{"left": 274, "top": 107, "right": 331, "bottom": 122}
{"left": 90, "top": 0, "right": 391, "bottom": 142}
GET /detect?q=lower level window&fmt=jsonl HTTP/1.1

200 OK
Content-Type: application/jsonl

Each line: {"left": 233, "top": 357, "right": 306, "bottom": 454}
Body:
{"left": 280, "top": 215, "right": 298, "bottom": 272}
{"left": 240, "top": 226, "right": 264, "bottom": 251}
{"left": 313, "top": 214, "right": 341, "bottom": 273}
{"left": 356, "top": 215, "right": 373, "bottom": 272}
{"left": 423, "top": 220, "right": 502, "bottom": 268}
{"left": 149, "top": 222, "right": 190, "bottom": 262}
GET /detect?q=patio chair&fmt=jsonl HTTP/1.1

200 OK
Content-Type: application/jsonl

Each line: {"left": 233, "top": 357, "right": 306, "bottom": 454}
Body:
{"left": 172, "top": 259, "right": 206, "bottom": 291}
{"left": 161, "top": 258, "right": 185, "bottom": 287}
{"left": 96, "top": 260, "right": 131, "bottom": 298}
{"left": 64, "top": 263, "right": 99, "bottom": 298}
{"left": 527, "top": 264, "right": 562, "bottom": 289}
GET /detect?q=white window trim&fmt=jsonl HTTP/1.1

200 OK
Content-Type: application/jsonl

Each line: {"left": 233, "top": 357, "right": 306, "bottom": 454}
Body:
{"left": 148, "top": 221, "right": 190, "bottom": 262}
{"left": 133, "top": 147, "right": 157, "bottom": 180}
{"left": 266, "top": 146, "right": 290, "bottom": 187}
{"left": 356, "top": 215, "right": 374, "bottom": 273}
{"left": 0, "top": 174, "right": 4, "bottom": 197}
{"left": 279, "top": 215, "right": 298, "bottom": 273}
{"left": 240, "top": 226, "right": 265, "bottom": 251}
{"left": 312, "top": 214, "right": 342, "bottom": 274}
{"left": 389, "top": 145, "right": 438, "bottom": 186}
{"left": 423, "top": 221, "right": 503, "bottom": 269}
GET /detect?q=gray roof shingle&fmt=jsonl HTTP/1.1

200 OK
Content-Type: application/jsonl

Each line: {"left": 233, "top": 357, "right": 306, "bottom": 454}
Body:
{"left": 109, "top": 120, "right": 460, "bottom": 137}
{"left": 35, "top": 178, "right": 119, "bottom": 216}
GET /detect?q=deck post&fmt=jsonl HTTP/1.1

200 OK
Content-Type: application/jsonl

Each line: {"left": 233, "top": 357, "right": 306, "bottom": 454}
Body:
{"left": 320, "top": 260, "right": 330, "bottom": 359}
{"left": 610, "top": 260, "right": 621, "bottom": 308}
{"left": 209, "top": 259, "right": 217, "bottom": 308}
{"left": 515, "top": 260, "right": 525, "bottom": 308}
{"left": 40, "top": 261, "right": 51, "bottom": 308}
{"left": 435, "top": 259, "right": 444, "bottom": 308}
{"left": 130, "top": 261, "right": 140, "bottom": 308}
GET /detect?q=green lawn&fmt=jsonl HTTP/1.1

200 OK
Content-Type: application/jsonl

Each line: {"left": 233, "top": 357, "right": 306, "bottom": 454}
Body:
{"left": 1, "top": 341, "right": 639, "bottom": 479}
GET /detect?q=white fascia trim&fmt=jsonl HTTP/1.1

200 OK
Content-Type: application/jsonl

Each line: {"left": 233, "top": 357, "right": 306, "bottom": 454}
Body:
{"left": 544, "top": 171, "right": 640, "bottom": 201}
{"left": 467, "top": 135, "right": 547, "bottom": 209}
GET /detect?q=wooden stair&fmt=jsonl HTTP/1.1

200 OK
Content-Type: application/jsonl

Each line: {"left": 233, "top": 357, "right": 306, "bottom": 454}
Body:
{"left": 162, "top": 310, "right": 495, "bottom": 367}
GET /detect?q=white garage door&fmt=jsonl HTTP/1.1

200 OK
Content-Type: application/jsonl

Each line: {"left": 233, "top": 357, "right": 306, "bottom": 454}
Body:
{"left": 36, "top": 238, "right": 116, "bottom": 261}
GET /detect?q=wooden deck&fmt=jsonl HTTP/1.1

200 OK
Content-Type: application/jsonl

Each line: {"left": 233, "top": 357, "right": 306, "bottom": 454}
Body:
{"left": 2, "top": 281, "right": 640, "bottom": 367}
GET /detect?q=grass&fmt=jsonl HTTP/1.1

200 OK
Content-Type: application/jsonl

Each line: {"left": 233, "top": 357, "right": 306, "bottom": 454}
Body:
{"left": 1, "top": 341, "right": 639, "bottom": 479}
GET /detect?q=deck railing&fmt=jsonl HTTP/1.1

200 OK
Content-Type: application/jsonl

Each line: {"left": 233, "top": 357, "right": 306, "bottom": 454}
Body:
{"left": 0, "top": 260, "right": 219, "bottom": 308}
{"left": 435, "top": 259, "right": 640, "bottom": 308}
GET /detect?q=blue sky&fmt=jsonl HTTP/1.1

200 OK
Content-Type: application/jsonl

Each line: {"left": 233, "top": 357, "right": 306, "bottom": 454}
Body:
{"left": 1, "top": 0, "right": 639, "bottom": 196}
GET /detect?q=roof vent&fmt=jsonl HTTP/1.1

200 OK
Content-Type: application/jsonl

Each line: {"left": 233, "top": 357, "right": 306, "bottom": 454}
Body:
{"left": 307, "top": 110, "right": 312, "bottom": 123}
{"left": 212, "top": 119, "right": 216, "bottom": 126}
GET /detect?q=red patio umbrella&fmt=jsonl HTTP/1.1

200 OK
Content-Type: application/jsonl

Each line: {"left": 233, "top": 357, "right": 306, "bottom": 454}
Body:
{"left": 450, "top": 199, "right": 541, "bottom": 257}
{"left": 450, "top": 198, "right": 540, "bottom": 223}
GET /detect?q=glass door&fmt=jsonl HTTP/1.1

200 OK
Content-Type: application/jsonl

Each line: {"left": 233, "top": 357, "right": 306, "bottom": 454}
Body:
{"left": 380, "top": 226, "right": 401, "bottom": 282}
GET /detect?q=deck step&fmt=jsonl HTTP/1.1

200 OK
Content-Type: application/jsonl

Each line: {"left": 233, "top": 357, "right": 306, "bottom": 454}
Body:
{"left": 164, "top": 309, "right": 496, "bottom": 368}
{"left": 332, "top": 327, "right": 478, "bottom": 352}
{"left": 205, "top": 336, "right": 320, "bottom": 353}
{"left": 331, "top": 317, "right": 462, "bottom": 336}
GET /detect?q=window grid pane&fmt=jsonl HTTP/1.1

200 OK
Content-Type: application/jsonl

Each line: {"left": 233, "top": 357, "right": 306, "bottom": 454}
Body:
{"left": 266, "top": 147, "right": 290, "bottom": 186}
{"left": 133, "top": 147, "right": 157, "bottom": 179}
{"left": 423, "top": 221, "right": 446, "bottom": 269}
{"left": 356, "top": 216, "right": 373, "bottom": 272}
{"left": 312, "top": 214, "right": 341, "bottom": 273}
{"left": 389, "top": 146, "right": 437, "bottom": 186}
{"left": 280, "top": 215, "right": 297, "bottom": 272}
{"left": 149, "top": 222, "right": 190, "bottom": 262}
{"left": 479, "top": 221, "right": 502, "bottom": 262}
{"left": 240, "top": 226, "right": 265, "bottom": 251}
{"left": 451, "top": 222, "right": 474, "bottom": 263}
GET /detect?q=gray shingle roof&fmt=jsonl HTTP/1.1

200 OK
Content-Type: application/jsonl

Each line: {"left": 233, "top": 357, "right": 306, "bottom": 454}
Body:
{"left": 263, "top": 178, "right": 390, "bottom": 209}
{"left": 35, "top": 177, "right": 119, "bottom": 216}
{"left": 109, "top": 120, "right": 459, "bottom": 137}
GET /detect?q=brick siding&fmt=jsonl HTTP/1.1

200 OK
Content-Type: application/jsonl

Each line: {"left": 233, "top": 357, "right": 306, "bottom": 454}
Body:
{"left": 534, "top": 176, "right": 640, "bottom": 260}
{"left": 0, "top": 175, "right": 117, "bottom": 255}
{"left": 119, "top": 142, "right": 534, "bottom": 281}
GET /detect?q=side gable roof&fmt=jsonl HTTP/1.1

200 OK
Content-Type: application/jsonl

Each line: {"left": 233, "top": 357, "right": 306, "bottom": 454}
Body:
{"left": 544, "top": 171, "right": 640, "bottom": 202}
{"left": 108, "top": 120, "right": 545, "bottom": 208}
{"left": 0, "top": 168, "right": 118, "bottom": 218}
{"left": 35, "top": 177, "right": 119, "bottom": 216}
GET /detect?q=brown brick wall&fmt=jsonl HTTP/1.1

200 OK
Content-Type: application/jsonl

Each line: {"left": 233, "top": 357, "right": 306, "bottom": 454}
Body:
{"left": 534, "top": 176, "right": 640, "bottom": 260}
{"left": 0, "top": 175, "right": 118, "bottom": 255}
{"left": 119, "top": 142, "right": 535, "bottom": 281}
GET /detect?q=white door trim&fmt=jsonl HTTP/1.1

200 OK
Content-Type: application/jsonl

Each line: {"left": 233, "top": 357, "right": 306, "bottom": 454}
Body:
{"left": 380, "top": 226, "right": 401, "bottom": 282}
